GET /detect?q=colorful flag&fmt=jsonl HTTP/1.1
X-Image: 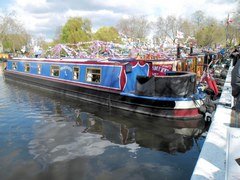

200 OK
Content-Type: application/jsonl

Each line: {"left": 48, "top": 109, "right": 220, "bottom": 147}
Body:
{"left": 227, "top": 18, "right": 233, "bottom": 24}
{"left": 176, "top": 30, "right": 184, "bottom": 39}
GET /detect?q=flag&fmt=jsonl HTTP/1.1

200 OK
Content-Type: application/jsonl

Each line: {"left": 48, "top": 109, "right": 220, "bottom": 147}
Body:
{"left": 227, "top": 18, "right": 233, "bottom": 24}
{"left": 176, "top": 30, "right": 184, "bottom": 39}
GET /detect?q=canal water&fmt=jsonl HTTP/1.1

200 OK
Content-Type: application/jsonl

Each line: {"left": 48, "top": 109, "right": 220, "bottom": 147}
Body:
{"left": 0, "top": 63, "right": 208, "bottom": 180}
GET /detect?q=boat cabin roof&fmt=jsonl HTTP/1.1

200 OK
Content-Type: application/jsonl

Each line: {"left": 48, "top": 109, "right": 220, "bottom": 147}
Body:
{"left": 11, "top": 57, "right": 133, "bottom": 66}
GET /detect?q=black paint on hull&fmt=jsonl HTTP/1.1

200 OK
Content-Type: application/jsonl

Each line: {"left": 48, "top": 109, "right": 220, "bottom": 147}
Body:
{"left": 3, "top": 70, "right": 203, "bottom": 120}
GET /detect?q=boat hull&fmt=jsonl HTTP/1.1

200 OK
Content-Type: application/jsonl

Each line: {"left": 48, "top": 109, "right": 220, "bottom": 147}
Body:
{"left": 4, "top": 70, "right": 203, "bottom": 120}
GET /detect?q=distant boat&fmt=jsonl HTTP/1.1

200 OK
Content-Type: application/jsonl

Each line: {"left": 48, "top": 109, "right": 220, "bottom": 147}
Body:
{"left": 3, "top": 57, "right": 208, "bottom": 120}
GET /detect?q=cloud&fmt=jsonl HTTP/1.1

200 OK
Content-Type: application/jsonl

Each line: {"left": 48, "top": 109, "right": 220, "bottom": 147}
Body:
{"left": 4, "top": 0, "right": 238, "bottom": 40}
{"left": 64, "top": 9, "right": 124, "bottom": 31}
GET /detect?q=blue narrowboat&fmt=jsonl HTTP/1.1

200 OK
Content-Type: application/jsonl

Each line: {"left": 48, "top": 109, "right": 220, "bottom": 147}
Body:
{"left": 3, "top": 57, "right": 207, "bottom": 120}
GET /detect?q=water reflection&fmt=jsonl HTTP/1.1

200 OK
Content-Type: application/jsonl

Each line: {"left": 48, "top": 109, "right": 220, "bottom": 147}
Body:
{"left": 74, "top": 110, "right": 136, "bottom": 144}
{"left": 74, "top": 110, "right": 205, "bottom": 153}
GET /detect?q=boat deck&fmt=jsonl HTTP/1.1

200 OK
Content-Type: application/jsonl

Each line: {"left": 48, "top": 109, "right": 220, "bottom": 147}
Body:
{"left": 191, "top": 65, "right": 240, "bottom": 179}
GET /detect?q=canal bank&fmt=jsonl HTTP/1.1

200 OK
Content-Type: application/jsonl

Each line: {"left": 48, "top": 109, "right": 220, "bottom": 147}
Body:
{"left": 191, "top": 65, "right": 239, "bottom": 179}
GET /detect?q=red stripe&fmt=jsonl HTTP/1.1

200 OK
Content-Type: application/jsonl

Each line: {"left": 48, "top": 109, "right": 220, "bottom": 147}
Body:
{"left": 120, "top": 67, "right": 126, "bottom": 91}
{"left": 11, "top": 58, "right": 126, "bottom": 66}
{"left": 173, "top": 109, "right": 200, "bottom": 117}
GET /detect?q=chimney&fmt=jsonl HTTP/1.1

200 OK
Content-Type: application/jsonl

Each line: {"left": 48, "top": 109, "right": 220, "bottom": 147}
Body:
{"left": 177, "top": 44, "right": 180, "bottom": 58}
{"left": 190, "top": 44, "right": 193, "bottom": 55}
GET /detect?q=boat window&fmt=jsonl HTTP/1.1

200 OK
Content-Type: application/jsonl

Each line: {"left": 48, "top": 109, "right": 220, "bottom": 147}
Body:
{"left": 12, "top": 62, "right": 17, "bottom": 70}
{"left": 50, "top": 65, "right": 60, "bottom": 77}
{"left": 24, "top": 63, "right": 30, "bottom": 72}
{"left": 86, "top": 68, "right": 101, "bottom": 83}
{"left": 73, "top": 67, "right": 80, "bottom": 80}
{"left": 125, "top": 63, "right": 132, "bottom": 73}
{"left": 37, "top": 64, "right": 41, "bottom": 74}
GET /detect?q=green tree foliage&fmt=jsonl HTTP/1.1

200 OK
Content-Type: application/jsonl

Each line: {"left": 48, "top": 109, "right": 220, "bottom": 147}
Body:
{"left": 154, "top": 12, "right": 229, "bottom": 48}
{"left": 93, "top": 26, "right": 121, "bottom": 43}
{"left": 195, "top": 18, "right": 225, "bottom": 47}
{"left": 192, "top": 10, "right": 240, "bottom": 47}
{"left": 0, "top": 12, "right": 30, "bottom": 52}
{"left": 229, "top": 3, "right": 240, "bottom": 46}
{"left": 226, "top": 23, "right": 237, "bottom": 47}
{"left": 195, "top": 23, "right": 225, "bottom": 47}
{"left": 178, "top": 19, "right": 193, "bottom": 37}
{"left": 60, "top": 17, "right": 92, "bottom": 43}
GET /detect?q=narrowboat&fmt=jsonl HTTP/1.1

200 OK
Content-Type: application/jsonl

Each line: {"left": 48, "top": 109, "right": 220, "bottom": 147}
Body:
{"left": 146, "top": 54, "right": 205, "bottom": 79}
{"left": 3, "top": 57, "right": 208, "bottom": 120}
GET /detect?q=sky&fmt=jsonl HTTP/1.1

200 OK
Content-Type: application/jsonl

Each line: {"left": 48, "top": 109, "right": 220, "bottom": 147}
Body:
{"left": 0, "top": 0, "right": 238, "bottom": 41}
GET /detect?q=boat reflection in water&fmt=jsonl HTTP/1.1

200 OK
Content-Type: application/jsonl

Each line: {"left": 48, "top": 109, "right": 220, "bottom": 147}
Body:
{"left": 74, "top": 109, "right": 206, "bottom": 154}
{"left": 24, "top": 88, "right": 207, "bottom": 166}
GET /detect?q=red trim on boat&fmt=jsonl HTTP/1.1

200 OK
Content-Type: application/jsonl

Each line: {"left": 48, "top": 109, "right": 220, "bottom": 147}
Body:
{"left": 120, "top": 66, "right": 126, "bottom": 91}
{"left": 173, "top": 108, "right": 200, "bottom": 117}
{"left": 11, "top": 58, "right": 128, "bottom": 66}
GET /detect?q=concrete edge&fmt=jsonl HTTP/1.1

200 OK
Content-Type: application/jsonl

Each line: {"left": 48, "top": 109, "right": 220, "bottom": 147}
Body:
{"left": 191, "top": 67, "right": 233, "bottom": 180}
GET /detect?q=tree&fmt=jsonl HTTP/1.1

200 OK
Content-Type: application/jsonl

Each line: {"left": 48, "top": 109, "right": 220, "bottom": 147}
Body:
{"left": 52, "top": 26, "right": 62, "bottom": 44}
{"left": 238, "top": 0, "right": 240, "bottom": 14}
{"left": 230, "top": 3, "right": 240, "bottom": 45}
{"left": 155, "top": 15, "right": 187, "bottom": 44}
{"left": 60, "top": 17, "right": 92, "bottom": 43}
{"left": 116, "top": 16, "right": 150, "bottom": 40}
{"left": 178, "top": 18, "right": 193, "bottom": 38}
{"left": 0, "top": 12, "right": 30, "bottom": 52}
{"left": 191, "top": 10, "right": 205, "bottom": 29}
{"left": 195, "top": 17, "right": 225, "bottom": 47}
{"left": 34, "top": 35, "right": 50, "bottom": 51}
{"left": 154, "top": 13, "right": 227, "bottom": 48}
{"left": 228, "top": 16, "right": 240, "bottom": 46}
{"left": 93, "top": 26, "right": 121, "bottom": 43}
{"left": 154, "top": 17, "right": 165, "bottom": 42}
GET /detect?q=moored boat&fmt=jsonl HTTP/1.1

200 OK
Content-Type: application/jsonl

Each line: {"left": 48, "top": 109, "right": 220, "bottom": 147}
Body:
{"left": 3, "top": 57, "right": 209, "bottom": 120}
